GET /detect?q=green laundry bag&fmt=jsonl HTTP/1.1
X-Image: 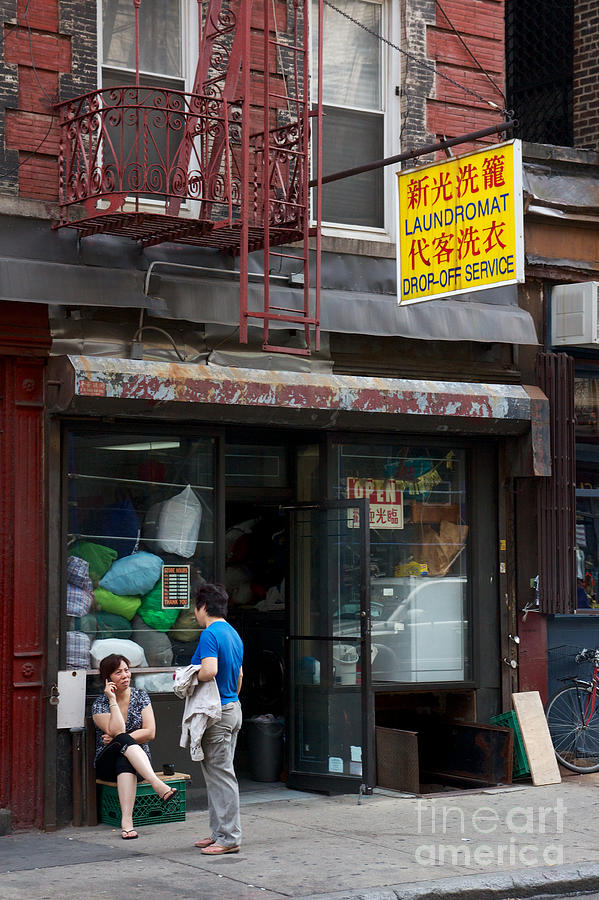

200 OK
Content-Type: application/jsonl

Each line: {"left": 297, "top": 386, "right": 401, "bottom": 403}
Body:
{"left": 69, "top": 541, "right": 118, "bottom": 586}
{"left": 94, "top": 587, "right": 141, "bottom": 622}
{"left": 72, "top": 613, "right": 97, "bottom": 640}
{"left": 95, "top": 611, "right": 132, "bottom": 641}
{"left": 138, "top": 582, "right": 180, "bottom": 632}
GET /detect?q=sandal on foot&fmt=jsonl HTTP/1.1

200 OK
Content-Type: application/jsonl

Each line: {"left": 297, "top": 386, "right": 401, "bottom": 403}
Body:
{"left": 121, "top": 829, "right": 138, "bottom": 840}
{"left": 201, "top": 843, "right": 240, "bottom": 856}
{"left": 194, "top": 837, "right": 215, "bottom": 849}
{"left": 160, "top": 786, "right": 178, "bottom": 804}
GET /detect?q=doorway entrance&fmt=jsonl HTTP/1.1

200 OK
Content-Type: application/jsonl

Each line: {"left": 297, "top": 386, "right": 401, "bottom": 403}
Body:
{"left": 223, "top": 438, "right": 374, "bottom": 794}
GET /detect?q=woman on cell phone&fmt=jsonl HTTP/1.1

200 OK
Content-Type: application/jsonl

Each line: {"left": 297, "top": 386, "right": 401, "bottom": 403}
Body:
{"left": 92, "top": 653, "right": 177, "bottom": 840}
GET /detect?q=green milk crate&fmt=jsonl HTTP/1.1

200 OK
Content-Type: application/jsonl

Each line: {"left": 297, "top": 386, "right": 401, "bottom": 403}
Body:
{"left": 490, "top": 711, "right": 530, "bottom": 778}
{"left": 98, "top": 775, "right": 188, "bottom": 827}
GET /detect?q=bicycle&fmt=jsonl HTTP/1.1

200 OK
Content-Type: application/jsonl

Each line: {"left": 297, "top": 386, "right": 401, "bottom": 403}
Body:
{"left": 545, "top": 647, "right": 599, "bottom": 773}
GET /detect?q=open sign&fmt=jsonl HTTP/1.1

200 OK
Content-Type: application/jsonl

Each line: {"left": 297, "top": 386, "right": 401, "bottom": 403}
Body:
{"left": 346, "top": 478, "right": 404, "bottom": 530}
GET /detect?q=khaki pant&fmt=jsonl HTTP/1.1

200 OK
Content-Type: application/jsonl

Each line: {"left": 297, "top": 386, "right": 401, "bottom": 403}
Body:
{"left": 200, "top": 701, "right": 242, "bottom": 848}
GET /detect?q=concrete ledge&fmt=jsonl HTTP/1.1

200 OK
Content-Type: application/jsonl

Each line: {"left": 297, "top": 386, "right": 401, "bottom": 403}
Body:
{"left": 298, "top": 862, "right": 599, "bottom": 900}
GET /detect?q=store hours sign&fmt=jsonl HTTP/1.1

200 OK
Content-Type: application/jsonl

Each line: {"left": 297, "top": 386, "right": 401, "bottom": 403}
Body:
{"left": 162, "top": 565, "right": 191, "bottom": 609}
{"left": 397, "top": 140, "right": 524, "bottom": 305}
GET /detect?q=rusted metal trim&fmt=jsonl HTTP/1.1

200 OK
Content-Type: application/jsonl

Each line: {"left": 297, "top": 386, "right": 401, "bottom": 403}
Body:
{"left": 50, "top": 357, "right": 549, "bottom": 448}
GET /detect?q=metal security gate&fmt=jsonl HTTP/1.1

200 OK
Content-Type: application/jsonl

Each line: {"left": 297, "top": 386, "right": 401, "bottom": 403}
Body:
{"left": 536, "top": 351, "right": 576, "bottom": 614}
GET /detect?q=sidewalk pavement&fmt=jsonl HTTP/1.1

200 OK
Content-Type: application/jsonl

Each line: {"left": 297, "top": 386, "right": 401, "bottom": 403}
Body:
{"left": 2, "top": 773, "right": 599, "bottom": 900}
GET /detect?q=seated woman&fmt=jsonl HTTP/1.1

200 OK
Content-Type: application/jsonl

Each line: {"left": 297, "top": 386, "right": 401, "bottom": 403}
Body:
{"left": 92, "top": 653, "right": 177, "bottom": 840}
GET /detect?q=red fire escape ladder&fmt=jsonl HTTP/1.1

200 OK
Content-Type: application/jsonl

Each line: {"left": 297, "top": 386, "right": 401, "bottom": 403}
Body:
{"left": 240, "top": 0, "right": 321, "bottom": 355}
{"left": 166, "top": 0, "right": 244, "bottom": 218}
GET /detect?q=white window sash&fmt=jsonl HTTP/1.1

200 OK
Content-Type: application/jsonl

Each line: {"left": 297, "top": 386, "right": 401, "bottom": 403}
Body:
{"left": 311, "top": 0, "right": 401, "bottom": 242}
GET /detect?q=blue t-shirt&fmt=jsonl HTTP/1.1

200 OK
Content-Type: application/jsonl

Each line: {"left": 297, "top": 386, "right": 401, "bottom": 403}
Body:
{"left": 191, "top": 620, "right": 244, "bottom": 704}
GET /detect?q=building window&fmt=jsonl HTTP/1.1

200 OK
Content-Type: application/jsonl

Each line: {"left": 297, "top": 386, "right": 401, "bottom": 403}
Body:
{"left": 336, "top": 443, "right": 470, "bottom": 682}
{"left": 100, "top": 0, "right": 189, "bottom": 199}
{"left": 574, "top": 378, "right": 599, "bottom": 612}
{"left": 312, "top": 0, "right": 385, "bottom": 229}
{"left": 64, "top": 429, "right": 216, "bottom": 690}
{"left": 102, "top": 0, "right": 183, "bottom": 82}
{"left": 506, "top": 0, "right": 573, "bottom": 146}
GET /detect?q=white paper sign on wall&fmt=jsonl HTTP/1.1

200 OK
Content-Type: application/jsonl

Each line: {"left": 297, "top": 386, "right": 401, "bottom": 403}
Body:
{"left": 57, "top": 669, "right": 87, "bottom": 729}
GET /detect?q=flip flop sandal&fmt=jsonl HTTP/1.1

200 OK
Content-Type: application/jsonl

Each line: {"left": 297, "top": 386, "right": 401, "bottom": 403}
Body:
{"left": 194, "top": 838, "right": 215, "bottom": 849}
{"left": 161, "top": 787, "right": 178, "bottom": 804}
{"left": 201, "top": 844, "right": 240, "bottom": 856}
{"left": 121, "top": 830, "right": 138, "bottom": 840}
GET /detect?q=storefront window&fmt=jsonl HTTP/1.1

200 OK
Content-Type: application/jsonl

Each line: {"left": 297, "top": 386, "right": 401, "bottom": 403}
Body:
{"left": 575, "top": 442, "right": 599, "bottom": 612}
{"left": 574, "top": 377, "right": 599, "bottom": 612}
{"left": 336, "top": 443, "right": 470, "bottom": 682}
{"left": 64, "top": 430, "right": 215, "bottom": 688}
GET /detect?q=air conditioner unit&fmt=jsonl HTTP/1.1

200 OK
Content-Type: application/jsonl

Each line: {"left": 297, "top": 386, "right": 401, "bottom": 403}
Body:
{"left": 552, "top": 282, "right": 599, "bottom": 347}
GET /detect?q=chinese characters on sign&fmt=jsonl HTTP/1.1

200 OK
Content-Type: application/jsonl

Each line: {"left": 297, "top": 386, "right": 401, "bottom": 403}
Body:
{"left": 346, "top": 478, "right": 404, "bottom": 529}
{"left": 397, "top": 140, "right": 524, "bottom": 305}
{"left": 162, "top": 565, "right": 191, "bottom": 609}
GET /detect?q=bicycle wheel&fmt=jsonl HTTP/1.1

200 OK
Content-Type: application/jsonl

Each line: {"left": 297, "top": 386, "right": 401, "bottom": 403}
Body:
{"left": 546, "top": 685, "right": 599, "bottom": 773}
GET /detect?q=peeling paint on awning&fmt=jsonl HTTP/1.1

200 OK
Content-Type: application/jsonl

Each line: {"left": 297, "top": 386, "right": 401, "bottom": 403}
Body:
{"left": 49, "top": 355, "right": 550, "bottom": 476}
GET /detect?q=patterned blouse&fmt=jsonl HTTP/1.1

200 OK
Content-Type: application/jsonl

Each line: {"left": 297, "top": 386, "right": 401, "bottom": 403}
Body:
{"left": 91, "top": 688, "right": 152, "bottom": 766}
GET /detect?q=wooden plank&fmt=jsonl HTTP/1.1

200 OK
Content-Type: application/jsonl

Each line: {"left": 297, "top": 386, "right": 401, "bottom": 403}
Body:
{"left": 512, "top": 691, "right": 561, "bottom": 786}
{"left": 375, "top": 726, "right": 420, "bottom": 793}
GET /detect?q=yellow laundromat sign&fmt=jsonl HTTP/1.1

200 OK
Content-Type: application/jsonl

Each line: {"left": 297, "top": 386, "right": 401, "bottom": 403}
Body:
{"left": 397, "top": 139, "right": 524, "bottom": 305}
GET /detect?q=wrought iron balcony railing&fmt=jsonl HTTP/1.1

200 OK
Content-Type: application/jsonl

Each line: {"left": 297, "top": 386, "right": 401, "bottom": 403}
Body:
{"left": 55, "top": 86, "right": 306, "bottom": 251}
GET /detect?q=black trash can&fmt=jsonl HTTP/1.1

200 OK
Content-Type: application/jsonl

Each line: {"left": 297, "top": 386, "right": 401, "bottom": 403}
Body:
{"left": 245, "top": 716, "right": 284, "bottom": 782}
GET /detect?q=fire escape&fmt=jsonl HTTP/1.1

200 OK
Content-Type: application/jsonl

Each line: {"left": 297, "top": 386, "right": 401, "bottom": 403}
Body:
{"left": 55, "top": 0, "right": 322, "bottom": 355}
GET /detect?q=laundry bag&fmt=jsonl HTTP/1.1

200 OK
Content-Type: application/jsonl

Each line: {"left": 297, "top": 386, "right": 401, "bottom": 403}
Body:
{"left": 99, "top": 551, "right": 163, "bottom": 598}
{"left": 156, "top": 486, "right": 202, "bottom": 558}
{"left": 132, "top": 615, "right": 174, "bottom": 666}
{"left": 66, "top": 583, "right": 94, "bottom": 617}
{"left": 84, "top": 497, "right": 141, "bottom": 558}
{"left": 90, "top": 638, "right": 147, "bottom": 669}
{"left": 66, "top": 556, "right": 93, "bottom": 592}
{"left": 169, "top": 606, "right": 201, "bottom": 643}
{"left": 66, "top": 631, "right": 91, "bottom": 669}
{"left": 95, "top": 611, "right": 132, "bottom": 641}
{"left": 137, "top": 582, "right": 180, "bottom": 632}
{"left": 94, "top": 587, "right": 141, "bottom": 622}
{"left": 69, "top": 541, "right": 117, "bottom": 586}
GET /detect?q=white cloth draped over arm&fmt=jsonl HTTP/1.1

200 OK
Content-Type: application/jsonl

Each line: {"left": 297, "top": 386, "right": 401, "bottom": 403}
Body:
{"left": 174, "top": 665, "right": 222, "bottom": 761}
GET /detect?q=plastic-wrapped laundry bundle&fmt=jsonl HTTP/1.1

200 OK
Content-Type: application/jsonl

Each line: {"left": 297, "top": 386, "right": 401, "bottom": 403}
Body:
{"left": 156, "top": 485, "right": 202, "bottom": 558}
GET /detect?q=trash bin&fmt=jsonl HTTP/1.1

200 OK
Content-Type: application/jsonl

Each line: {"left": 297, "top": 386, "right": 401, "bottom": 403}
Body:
{"left": 245, "top": 715, "right": 284, "bottom": 782}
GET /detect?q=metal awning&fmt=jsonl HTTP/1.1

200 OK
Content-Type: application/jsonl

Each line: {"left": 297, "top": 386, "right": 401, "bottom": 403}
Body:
{"left": 47, "top": 355, "right": 550, "bottom": 476}
{"left": 0, "top": 256, "right": 539, "bottom": 345}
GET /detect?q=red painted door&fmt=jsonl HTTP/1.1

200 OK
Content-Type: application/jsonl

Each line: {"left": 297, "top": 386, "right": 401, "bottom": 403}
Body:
{"left": 0, "top": 306, "right": 48, "bottom": 829}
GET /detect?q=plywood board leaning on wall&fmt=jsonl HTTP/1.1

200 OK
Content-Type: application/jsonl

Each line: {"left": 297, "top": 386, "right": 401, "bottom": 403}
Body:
{"left": 512, "top": 691, "right": 561, "bottom": 786}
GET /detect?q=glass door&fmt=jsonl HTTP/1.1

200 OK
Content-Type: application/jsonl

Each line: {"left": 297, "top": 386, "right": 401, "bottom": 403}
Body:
{"left": 286, "top": 500, "right": 373, "bottom": 793}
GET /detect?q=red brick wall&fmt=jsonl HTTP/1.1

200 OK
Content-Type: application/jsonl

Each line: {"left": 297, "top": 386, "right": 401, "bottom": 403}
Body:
{"left": 573, "top": 0, "right": 599, "bottom": 150}
{"left": 3, "top": 0, "right": 507, "bottom": 204}
{"left": 3, "top": 1, "right": 69, "bottom": 201}
{"left": 427, "top": 0, "right": 506, "bottom": 155}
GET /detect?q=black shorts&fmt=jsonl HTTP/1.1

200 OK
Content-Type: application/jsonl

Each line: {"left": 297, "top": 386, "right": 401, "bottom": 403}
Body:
{"left": 95, "top": 733, "right": 140, "bottom": 781}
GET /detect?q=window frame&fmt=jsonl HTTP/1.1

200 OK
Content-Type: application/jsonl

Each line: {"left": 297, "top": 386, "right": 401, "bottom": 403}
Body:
{"left": 327, "top": 434, "right": 474, "bottom": 686}
{"left": 60, "top": 420, "right": 225, "bottom": 686}
{"left": 96, "top": 0, "right": 200, "bottom": 214}
{"left": 311, "top": 0, "right": 400, "bottom": 244}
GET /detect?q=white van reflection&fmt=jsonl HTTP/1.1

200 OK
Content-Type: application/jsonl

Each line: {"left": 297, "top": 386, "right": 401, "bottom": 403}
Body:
{"left": 337, "top": 576, "right": 467, "bottom": 683}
